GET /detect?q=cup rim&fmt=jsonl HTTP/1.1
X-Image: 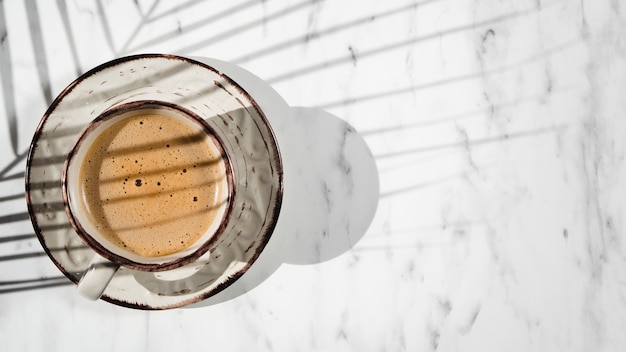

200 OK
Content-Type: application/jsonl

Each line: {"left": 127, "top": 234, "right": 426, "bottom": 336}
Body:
{"left": 61, "top": 99, "right": 235, "bottom": 272}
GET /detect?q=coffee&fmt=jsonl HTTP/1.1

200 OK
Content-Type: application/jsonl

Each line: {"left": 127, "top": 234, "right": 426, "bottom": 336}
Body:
{"left": 77, "top": 111, "right": 227, "bottom": 257}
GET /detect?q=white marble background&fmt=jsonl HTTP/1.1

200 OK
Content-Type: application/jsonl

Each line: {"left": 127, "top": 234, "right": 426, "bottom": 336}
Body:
{"left": 1, "top": 0, "right": 625, "bottom": 351}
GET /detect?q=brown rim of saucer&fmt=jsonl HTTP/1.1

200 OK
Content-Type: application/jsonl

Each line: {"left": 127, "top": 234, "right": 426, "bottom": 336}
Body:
{"left": 25, "top": 54, "right": 284, "bottom": 309}
{"left": 61, "top": 100, "right": 236, "bottom": 272}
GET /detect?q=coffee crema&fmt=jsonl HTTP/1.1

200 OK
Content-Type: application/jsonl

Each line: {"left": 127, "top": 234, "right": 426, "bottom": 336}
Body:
{"left": 77, "top": 112, "right": 227, "bottom": 257}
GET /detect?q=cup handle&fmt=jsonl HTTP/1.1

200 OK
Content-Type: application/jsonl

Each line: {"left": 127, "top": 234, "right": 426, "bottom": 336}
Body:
{"left": 76, "top": 253, "right": 120, "bottom": 300}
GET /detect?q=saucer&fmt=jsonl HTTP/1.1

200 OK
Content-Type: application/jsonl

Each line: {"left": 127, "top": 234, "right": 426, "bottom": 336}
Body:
{"left": 25, "top": 54, "right": 283, "bottom": 309}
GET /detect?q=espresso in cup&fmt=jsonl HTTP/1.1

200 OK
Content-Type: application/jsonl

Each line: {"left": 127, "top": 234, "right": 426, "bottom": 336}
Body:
{"left": 78, "top": 111, "right": 227, "bottom": 257}
{"left": 64, "top": 101, "right": 231, "bottom": 271}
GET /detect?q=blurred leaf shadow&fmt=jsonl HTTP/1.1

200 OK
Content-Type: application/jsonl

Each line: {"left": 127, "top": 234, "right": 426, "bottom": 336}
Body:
{"left": 0, "top": 276, "right": 72, "bottom": 294}
{"left": 231, "top": 0, "right": 438, "bottom": 64}
{"left": 0, "top": 0, "right": 18, "bottom": 156}
{"left": 266, "top": 1, "right": 565, "bottom": 84}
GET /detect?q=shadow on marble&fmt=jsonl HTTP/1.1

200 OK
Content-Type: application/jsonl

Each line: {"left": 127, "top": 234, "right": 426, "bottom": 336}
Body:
{"left": 0, "top": 205, "right": 74, "bottom": 294}
{"left": 264, "top": 4, "right": 543, "bottom": 85}
{"left": 0, "top": 1, "right": 19, "bottom": 156}
{"left": 376, "top": 125, "right": 565, "bottom": 160}
{"left": 0, "top": 276, "right": 72, "bottom": 294}
{"left": 226, "top": 0, "right": 436, "bottom": 64}
{"left": 315, "top": 39, "right": 579, "bottom": 110}
{"left": 119, "top": 0, "right": 438, "bottom": 61}
{"left": 124, "top": 0, "right": 273, "bottom": 54}
{"left": 189, "top": 106, "right": 379, "bottom": 307}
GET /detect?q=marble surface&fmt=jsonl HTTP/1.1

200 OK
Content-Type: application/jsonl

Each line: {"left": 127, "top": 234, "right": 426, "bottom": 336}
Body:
{"left": 1, "top": 0, "right": 625, "bottom": 351}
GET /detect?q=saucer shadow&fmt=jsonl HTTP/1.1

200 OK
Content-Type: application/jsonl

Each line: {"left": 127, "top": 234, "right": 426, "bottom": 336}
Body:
{"left": 276, "top": 107, "right": 380, "bottom": 264}
{"left": 189, "top": 106, "right": 379, "bottom": 307}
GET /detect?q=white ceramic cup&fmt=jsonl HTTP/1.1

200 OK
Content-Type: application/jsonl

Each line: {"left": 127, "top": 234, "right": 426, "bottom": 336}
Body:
{"left": 63, "top": 100, "right": 233, "bottom": 300}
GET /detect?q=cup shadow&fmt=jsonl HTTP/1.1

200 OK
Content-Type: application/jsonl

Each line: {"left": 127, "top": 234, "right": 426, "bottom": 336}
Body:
{"left": 189, "top": 106, "right": 379, "bottom": 307}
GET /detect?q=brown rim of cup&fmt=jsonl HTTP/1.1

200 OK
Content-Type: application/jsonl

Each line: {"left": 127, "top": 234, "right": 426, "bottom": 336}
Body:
{"left": 61, "top": 99, "right": 235, "bottom": 272}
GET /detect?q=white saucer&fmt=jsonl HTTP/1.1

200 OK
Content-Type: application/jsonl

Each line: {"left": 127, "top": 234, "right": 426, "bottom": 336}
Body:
{"left": 25, "top": 55, "right": 284, "bottom": 309}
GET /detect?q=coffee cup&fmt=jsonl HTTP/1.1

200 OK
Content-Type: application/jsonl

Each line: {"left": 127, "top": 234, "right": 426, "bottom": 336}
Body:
{"left": 63, "top": 100, "right": 232, "bottom": 300}
{"left": 27, "top": 54, "right": 283, "bottom": 307}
